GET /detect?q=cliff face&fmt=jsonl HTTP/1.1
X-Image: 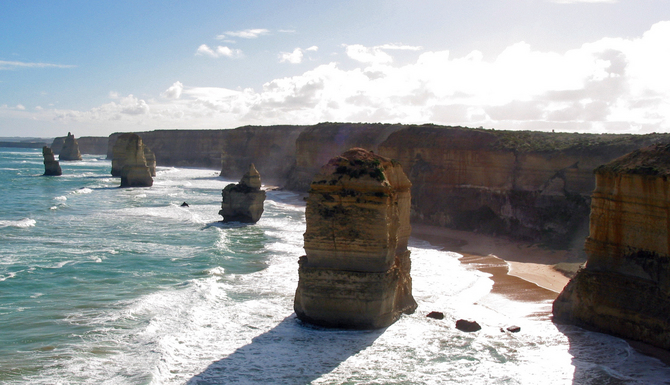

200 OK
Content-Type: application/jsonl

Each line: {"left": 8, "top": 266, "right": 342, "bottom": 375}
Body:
{"left": 294, "top": 148, "right": 417, "bottom": 329}
{"left": 553, "top": 144, "right": 670, "bottom": 350}
{"left": 377, "top": 126, "right": 670, "bottom": 246}
{"left": 283, "top": 123, "right": 405, "bottom": 191}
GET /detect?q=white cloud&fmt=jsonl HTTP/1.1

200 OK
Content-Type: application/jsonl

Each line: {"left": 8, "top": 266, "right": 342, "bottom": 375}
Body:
{"left": 377, "top": 43, "right": 423, "bottom": 51}
{"left": 0, "top": 60, "right": 75, "bottom": 70}
{"left": 196, "top": 44, "right": 243, "bottom": 58}
{"left": 9, "top": 22, "right": 670, "bottom": 134}
{"left": 217, "top": 29, "right": 269, "bottom": 40}
{"left": 279, "top": 48, "right": 304, "bottom": 64}
{"left": 16, "top": 104, "right": 26, "bottom": 110}
{"left": 161, "top": 81, "right": 184, "bottom": 99}
{"left": 549, "top": 0, "right": 617, "bottom": 3}
{"left": 306, "top": 46, "right": 319, "bottom": 52}
{"left": 345, "top": 44, "right": 393, "bottom": 64}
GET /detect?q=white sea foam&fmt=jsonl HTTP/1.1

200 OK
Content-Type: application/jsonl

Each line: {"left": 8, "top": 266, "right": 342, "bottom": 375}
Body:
{"left": 0, "top": 218, "right": 36, "bottom": 228}
{"left": 0, "top": 272, "right": 17, "bottom": 281}
{"left": 54, "top": 196, "right": 67, "bottom": 201}
{"left": 73, "top": 187, "right": 93, "bottom": 194}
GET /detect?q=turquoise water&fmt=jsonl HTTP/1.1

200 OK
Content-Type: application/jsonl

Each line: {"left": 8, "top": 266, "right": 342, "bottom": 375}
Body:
{"left": 1, "top": 147, "right": 669, "bottom": 384}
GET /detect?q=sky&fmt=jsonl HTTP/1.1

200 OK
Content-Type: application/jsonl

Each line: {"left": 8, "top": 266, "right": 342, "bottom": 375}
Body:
{"left": 1, "top": 0, "right": 670, "bottom": 138}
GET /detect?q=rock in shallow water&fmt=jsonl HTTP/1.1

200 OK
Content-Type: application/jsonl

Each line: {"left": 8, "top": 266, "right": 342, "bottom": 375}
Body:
{"left": 456, "top": 319, "right": 481, "bottom": 332}
{"left": 219, "top": 164, "right": 266, "bottom": 223}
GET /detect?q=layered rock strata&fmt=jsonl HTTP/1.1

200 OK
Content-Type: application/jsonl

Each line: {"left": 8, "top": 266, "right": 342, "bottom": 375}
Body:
{"left": 553, "top": 143, "right": 670, "bottom": 350}
{"left": 111, "top": 133, "right": 156, "bottom": 178}
{"left": 42, "top": 146, "right": 62, "bottom": 176}
{"left": 111, "top": 133, "right": 153, "bottom": 187}
{"left": 294, "top": 148, "right": 417, "bottom": 329}
{"left": 219, "top": 164, "right": 266, "bottom": 223}
{"left": 58, "top": 132, "right": 82, "bottom": 161}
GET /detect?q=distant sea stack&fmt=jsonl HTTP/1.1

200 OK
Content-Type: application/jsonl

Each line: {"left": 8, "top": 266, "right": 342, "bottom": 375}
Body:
{"left": 111, "top": 133, "right": 153, "bottom": 188}
{"left": 553, "top": 143, "right": 670, "bottom": 350}
{"left": 219, "top": 164, "right": 266, "bottom": 223}
{"left": 58, "top": 132, "right": 82, "bottom": 161}
{"left": 42, "top": 146, "right": 62, "bottom": 176}
{"left": 294, "top": 148, "right": 417, "bottom": 329}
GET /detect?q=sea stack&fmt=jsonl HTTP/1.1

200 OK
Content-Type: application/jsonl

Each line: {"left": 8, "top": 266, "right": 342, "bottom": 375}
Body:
{"left": 219, "top": 164, "right": 266, "bottom": 223}
{"left": 294, "top": 148, "right": 417, "bottom": 329}
{"left": 59, "top": 132, "right": 82, "bottom": 161}
{"left": 553, "top": 143, "right": 670, "bottom": 350}
{"left": 42, "top": 146, "right": 62, "bottom": 176}
{"left": 111, "top": 133, "right": 156, "bottom": 177}
{"left": 111, "top": 133, "right": 153, "bottom": 187}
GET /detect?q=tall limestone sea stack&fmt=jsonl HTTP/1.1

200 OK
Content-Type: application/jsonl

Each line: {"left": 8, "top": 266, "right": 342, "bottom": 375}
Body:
{"left": 111, "top": 133, "right": 153, "bottom": 187}
{"left": 219, "top": 164, "right": 266, "bottom": 223}
{"left": 59, "top": 132, "right": 82, "bottom": 161}
{"left": 553, "top": 143, "right": 670, "bottom": 350}
{"left": 294, "top": 148, "right": 417, "bottom": 329}
{"left": 42, "top": 146, "right": 62, "bottom": 176}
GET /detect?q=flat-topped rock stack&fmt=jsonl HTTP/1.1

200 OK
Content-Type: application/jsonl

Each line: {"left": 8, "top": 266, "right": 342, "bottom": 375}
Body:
{"left": 111, "top": 133, "right": 153, "bottom": 188}
{"left": 219, "top": 164, "right": 266, "bottom": 223}
{"left": 58, "top": 132, "right": 82, "bottom": 161}
{"left": 42, "top": 146, "right": 62, "bottom": 176}
{"left": 294, "top": 148, "right": 417, "bottom": 329}
{"left": 553, "top": 143, "right": 670, "bottom": 350}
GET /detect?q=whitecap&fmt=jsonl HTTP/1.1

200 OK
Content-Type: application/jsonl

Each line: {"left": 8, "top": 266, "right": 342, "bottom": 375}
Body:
{"left": 208, "top": 266, "right": 226, "bottom": 276}
{"left": 0, "top": 218, "right": 36, "bottom": 228}
{"left": 54, "top": 196, "right": 67, "bottom": 201}
{"left": 0, "top": 272, "right": 17, "bottom": 281}
{"left": 50, "top": 206, "right": 58, "bottom": 210}
{"left": 73, "top": 188, "right": 93, "bottom": 194}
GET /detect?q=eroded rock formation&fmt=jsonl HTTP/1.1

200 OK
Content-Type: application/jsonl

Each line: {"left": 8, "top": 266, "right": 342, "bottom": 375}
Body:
{"left": 111, "top": 133, "right": 153, "bottom": 187}
{"left": 111, "top": 133, "right": 156, "bottom": 179}
{"left": 42, "top": 146, "right": 62, "bottom": 176}
{"left": 294, "top": 148, "right": 417, "bottom": 329}
{"left": 553, "top": 143, "right": 670, "bottom": 350}
{"left": 219, "top": 164, "right": 266, "bottom": 223}
{"left": 58, "top": 132, "right": 82, "bottom": 161}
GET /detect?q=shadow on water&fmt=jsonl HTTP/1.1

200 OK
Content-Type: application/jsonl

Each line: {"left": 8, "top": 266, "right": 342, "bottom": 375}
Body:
{"left": 556, "top": 323, "right": 670, "bottom": 385}
{"left": 188, "top": 314, "right": 383, "bottom": 385}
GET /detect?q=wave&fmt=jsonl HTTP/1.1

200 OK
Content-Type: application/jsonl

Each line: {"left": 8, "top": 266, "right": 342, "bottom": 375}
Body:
{"left": 0, "top": 218, "right": 36, "bottom": 228}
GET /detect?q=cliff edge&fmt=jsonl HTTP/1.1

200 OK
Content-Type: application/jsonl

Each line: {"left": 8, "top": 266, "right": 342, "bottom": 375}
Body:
{"left": 553, "top": 143, "right": 670, "bottom": 350}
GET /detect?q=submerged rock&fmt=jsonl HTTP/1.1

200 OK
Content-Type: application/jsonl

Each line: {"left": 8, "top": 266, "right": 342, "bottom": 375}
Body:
{"left": 427, "top": 311, "right": 445, "bottom": 320}
{"left": 111, "top": 133, "right": 153, "bottom": 187}
{"left": 59, "top": 132, "right": 82, "bottom": 161}
{"left": 42, "top": 146, "right": 62, "bottom": 176}
{"left": 294, "top": 148, "right": 417, "bottom": 329}
{"left": 219, "top": 164, "right": 266, "bottom": 223}
{"left": 553, "top": 143, "right": 670, "bottom": 350}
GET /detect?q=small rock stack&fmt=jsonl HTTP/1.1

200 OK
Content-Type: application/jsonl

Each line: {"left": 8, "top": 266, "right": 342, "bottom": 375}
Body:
{"left": 42, "top": 146, "right": 62, "bottom": 176}
{"left": 58, "top": 132, "right": 82, "bottom": 161}
{"left": 219, "top": 164, "right": 266, "bottom": 223}
{"left": 111, "top": 133, "right": 153, "bottom": 188}
{"left": 294, "top": 148, "right": 417, "bottom": 329}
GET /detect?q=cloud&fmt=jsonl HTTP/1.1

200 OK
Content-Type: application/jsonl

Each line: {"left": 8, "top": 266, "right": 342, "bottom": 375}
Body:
{"left": 161, "top": 81, "right": 184, "bottom": 99}
{"left": 306, "top": 46, "right": 318, "bottom": 52}
{"left": 279, "top": 48, "right": 304, "bottom": 64}
{"left": 11, "top": 21, "right": 670, "bottom": 134}
{"left": 549, "top": 0, "right": 617, "bottom": 3}
{"left": 377, "top": 44, "right": 423, "bottom": 51}
{"left": 0, "top": 60, "right": 75, "bottom": 70}
{"left": 216, "top": 29, "right": 269, "bottom": 40}
{"left": 196, "top": 44, "right": 243, "bottom": 58}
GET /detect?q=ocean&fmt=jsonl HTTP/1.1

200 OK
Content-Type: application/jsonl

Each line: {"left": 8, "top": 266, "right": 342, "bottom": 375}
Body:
{"left": 1, "top": 147, "right": 669, "bottom": 385}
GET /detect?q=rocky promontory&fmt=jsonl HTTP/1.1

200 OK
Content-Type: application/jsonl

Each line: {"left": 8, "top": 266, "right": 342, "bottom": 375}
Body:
{"left": 111, "top": 133, "right": 153, "bottom": 187}
{"left": 58, "top": 132, "right": 82, "bottom": 161}
{"left": 219, "top": 164, "right": 266, "bottom": 223}
{"left": 42, "top": 146, "right": 62, "bottom": 176}
{"left": 553, "top": 143, "right": 670, "bottom": 350}
{"left": 294, "top": 148, "right": 417, "bottom": 329}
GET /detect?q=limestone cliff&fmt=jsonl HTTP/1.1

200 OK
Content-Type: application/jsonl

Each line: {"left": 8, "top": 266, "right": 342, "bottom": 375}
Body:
{"left": 58, "top": 132, "right": 82, "bottom": 161}
{"left": 111, "top": 133, "right": 153, "bottom": 187}
{"left": 377, "top": 125, "right": 670, "bottom": 247}
{"left": 553, "top": 143, "right": 670, "bottom": 350}
{"left": 283, "top": 123, "right": 405, "bottom": 191}
{"left": 219, "top": 164, "right": 266, "bottom": 223}
{"left": 294, "top": 148, "right": 417, "bottom": 329}
{"left": 42, "top": 146, "right": 62, "bottom": 176}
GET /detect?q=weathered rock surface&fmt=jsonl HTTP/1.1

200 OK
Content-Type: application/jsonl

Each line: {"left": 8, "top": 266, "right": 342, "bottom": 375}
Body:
{"left": 58, "top": 132, "right": 82, "bottom": 161}
{"left": 294, "top": 148, "right": 417, "bottom": 329}
{"left": 219, "top": 164, "right": 266, "bottom": 223}
{"left": 111, "top": 133, "right": 153, "bottom": 187}
{"left": 553, "top": 143, "right": 670, "bottom": 350}
{"left": 378, "top": 125, "right": 670, "bottom": 247}
{"left": 52, "top": 136, "right": 108, "bottom": 155}
{"left": 111, "top": 133, "right": 156, "bottom": 178}
{"left": 42, "top": 146, "right": 62, "bottom": 176}
{"left": 456, "top": 319, "right": 481, "bottom": 332}
{"left": 427, "top": 311, "right": 445, "bottom": 320}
